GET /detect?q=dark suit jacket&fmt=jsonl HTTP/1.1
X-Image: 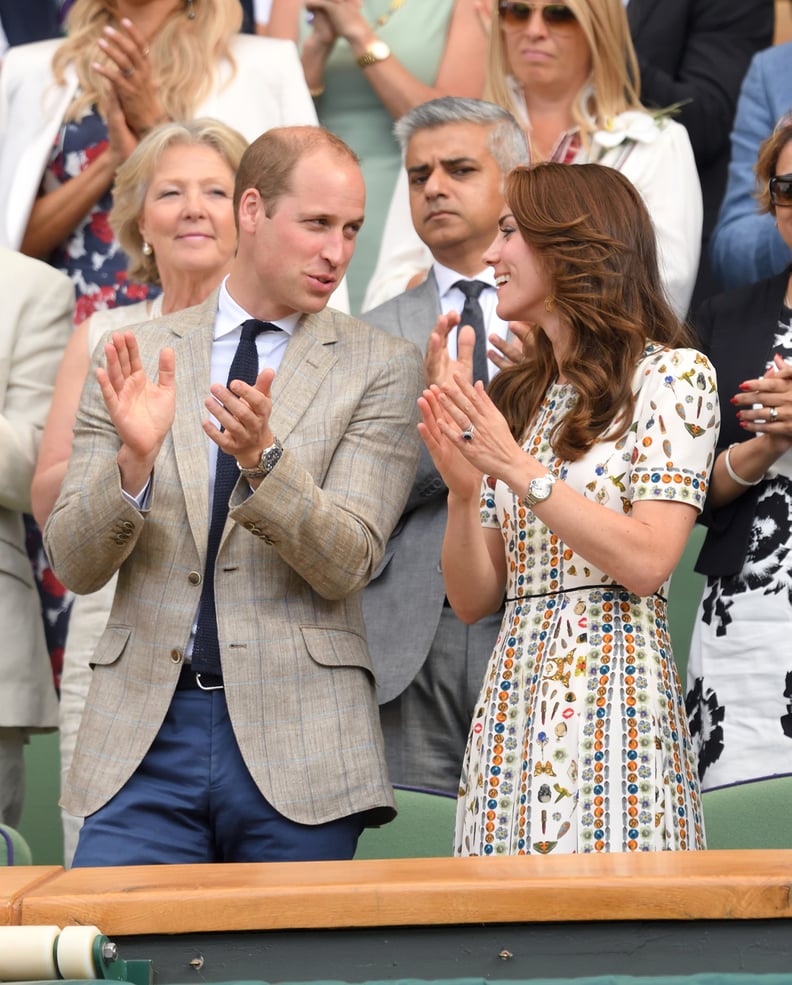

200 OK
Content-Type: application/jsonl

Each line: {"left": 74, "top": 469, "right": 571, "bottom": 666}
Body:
{"left": 0, "top": 0, "right": 60, "bottom": 45}
{"left": 362, "top": 272, "right": 505, "bottom": 704}
{"left": 693, "top": 269, "right": 789, "bottom": 577}
{"left": 627, "top": 0, "right": 774, "bottom": 305}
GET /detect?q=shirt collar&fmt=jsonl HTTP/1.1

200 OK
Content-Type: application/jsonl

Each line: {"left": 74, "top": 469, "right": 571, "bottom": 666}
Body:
{"left": 215, "top": 276, "right": 301, "bottom": 339}
{"left": 433, "top": 261, "right": 497, "bottom": 301}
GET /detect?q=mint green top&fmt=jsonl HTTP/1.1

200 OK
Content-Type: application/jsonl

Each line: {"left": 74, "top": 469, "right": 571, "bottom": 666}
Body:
{"left": 303, "top": 0, "right": 457, "bottom": 313}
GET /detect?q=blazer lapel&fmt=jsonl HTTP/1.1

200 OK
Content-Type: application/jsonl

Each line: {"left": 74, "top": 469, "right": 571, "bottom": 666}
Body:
{"left": 166, "top": 300, "right": 339, "bottom": 557}
{"left": 168, "top": 293, "right": 218, "bottom": 561}
{"left": 400, "top": 273, "right": 442, "bottom": 347}
{"left": 268, "top": 307, "right": 339, "bottom": 442}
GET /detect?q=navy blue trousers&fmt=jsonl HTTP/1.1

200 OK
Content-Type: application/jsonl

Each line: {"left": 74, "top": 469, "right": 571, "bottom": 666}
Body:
{"left": 72, "top": 685, "right": 364, "bottom": 866}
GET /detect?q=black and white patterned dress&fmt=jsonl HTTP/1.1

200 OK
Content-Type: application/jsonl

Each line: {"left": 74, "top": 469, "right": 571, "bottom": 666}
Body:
{"left": 687, "top": 305, "right": 792, "bottom": 791}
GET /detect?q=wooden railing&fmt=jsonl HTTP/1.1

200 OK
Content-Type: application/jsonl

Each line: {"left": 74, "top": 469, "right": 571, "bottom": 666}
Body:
{"left": 3, "top": 851, "right": 792, "bottom": 935}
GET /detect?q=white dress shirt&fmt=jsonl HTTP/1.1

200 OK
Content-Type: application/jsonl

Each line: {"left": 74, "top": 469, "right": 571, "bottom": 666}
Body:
{"left": 433, "top": 261, "right": 509, "bottom": 381}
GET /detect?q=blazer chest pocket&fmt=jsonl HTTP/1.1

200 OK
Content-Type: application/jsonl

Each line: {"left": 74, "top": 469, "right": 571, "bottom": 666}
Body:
{"left": 300, "top": 625, "right": 374, "bottom": 680}
{"left": 89, "top": 625, "right": 133, "bottom": 670}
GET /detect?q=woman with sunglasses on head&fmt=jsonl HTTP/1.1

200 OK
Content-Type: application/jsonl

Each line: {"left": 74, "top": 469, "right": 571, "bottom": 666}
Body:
{"left": 686, "top": 119, "right": 792, "bottom": 794}
{"left": 364, "top": 0, "right": 701, "bottom": 318}
{"left": 418, "top": 162, "right": 718, "bottom": 856}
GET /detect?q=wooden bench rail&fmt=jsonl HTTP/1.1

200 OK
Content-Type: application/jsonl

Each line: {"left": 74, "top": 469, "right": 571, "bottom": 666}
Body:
{"left": 3, "top": 850, "right": 791, "bottom": 937}
{"left": 0, "top": 868, "right": 63, "bottom": 927}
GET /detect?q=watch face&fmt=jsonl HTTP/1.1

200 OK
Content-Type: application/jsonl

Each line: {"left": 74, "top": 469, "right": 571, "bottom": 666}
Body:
{"left": 370, "top": 40, "right": 390, "bottom": 60}
{"left": 531, "top": 477, "right": 552, "bottom": 500}
{"left": 528, "top": 473, "right": 556, "bottom": 505}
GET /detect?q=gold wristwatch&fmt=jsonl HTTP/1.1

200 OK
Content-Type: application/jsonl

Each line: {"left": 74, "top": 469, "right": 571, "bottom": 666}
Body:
{"left": 356, "top": 38, "right": 391, "bottom": 69}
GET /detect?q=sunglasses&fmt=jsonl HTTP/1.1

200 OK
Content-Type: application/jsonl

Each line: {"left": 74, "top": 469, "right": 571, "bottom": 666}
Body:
{"left": 770, "top": 173, "right": 792, "bottom": 208}
{"left": 497, "top": 2, "right": 577, "bottom": 30}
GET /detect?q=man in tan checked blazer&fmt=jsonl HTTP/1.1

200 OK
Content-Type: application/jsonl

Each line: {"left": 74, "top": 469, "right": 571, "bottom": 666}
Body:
{"left": 44, "top": 126, "right": 424, "bottom": 866}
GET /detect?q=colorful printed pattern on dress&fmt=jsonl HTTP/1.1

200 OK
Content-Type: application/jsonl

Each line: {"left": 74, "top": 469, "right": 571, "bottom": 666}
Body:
{"left": 455, "top": 344, "right": 719, "bottom": 855}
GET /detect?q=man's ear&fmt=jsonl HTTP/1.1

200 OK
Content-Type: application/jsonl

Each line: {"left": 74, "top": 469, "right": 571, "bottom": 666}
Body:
{"left": 238, "top": 188, "right": 263, "bottom": 235}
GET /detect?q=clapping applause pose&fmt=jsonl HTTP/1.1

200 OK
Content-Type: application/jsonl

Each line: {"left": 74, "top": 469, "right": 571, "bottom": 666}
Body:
{"left": 419, "top": 162, "right": 719, "bottom": 855}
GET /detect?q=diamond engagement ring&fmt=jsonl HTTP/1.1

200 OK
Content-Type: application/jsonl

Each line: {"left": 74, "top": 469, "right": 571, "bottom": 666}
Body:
{"left": 770, "top": 406, "right": 778, "bottom": 422}
{"left": 461, "top": 424, "right": 475, "bottom": 441}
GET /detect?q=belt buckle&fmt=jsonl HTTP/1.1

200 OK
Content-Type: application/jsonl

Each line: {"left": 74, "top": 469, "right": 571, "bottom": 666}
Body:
{"left": 195, "top": 672, "right": 224, "bottom": 691}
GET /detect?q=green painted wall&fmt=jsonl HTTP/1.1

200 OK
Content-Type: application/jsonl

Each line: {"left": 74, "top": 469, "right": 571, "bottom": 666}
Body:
{"left": 20, "top": 730, "right": 63, "bottom": 865}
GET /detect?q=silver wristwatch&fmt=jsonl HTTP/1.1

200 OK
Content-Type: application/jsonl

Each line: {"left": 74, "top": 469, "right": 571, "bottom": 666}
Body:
{"left": 237, "top": 437, "right": 283, "bottom": 480}
{"left": 523, "top": 470, "right": 557, "bottom": 508}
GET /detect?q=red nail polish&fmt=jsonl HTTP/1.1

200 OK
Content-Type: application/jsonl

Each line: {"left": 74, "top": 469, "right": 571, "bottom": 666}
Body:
{"left": 738, "top": 383, "right": 751, "bottom": 391}
{"left": 729, "top": 396, "right": 739, "bottom": 404}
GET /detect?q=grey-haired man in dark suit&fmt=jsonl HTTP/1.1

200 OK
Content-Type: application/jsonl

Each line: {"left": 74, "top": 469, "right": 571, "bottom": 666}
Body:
{"left": 362, "top": 97, "right": 528, "bottom": 794}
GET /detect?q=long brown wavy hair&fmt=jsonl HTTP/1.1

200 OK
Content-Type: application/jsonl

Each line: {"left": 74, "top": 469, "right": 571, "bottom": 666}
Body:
{"left": 52, "top": 0, "right": 242, "bottom": 123}
{"left": 488, "top": 162, "right": 693, "bottom": 461}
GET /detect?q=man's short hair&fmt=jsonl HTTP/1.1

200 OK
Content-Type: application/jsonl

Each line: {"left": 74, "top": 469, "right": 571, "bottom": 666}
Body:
{"left": 394, "top": 97, "right": 528, "bottom": 176}
{"left": 233, "top": 126, "right": 359, "bottom": 219}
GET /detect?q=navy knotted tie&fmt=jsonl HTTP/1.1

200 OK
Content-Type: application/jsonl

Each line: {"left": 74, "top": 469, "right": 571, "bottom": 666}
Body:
{"left": 191, "top": 319, "right": 281, "bottom": 680}
{"left": 453, "top": 279, "right": 490, "bottom": 384}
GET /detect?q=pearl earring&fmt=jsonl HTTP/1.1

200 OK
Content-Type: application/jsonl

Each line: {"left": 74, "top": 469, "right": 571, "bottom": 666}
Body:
{"left": 142, "top": 241, "right": 153, "bottom": 256}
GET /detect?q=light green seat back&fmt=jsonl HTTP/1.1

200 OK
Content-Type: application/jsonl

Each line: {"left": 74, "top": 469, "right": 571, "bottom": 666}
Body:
{"left": 0, "top": 824, "right": 33, "bottom": 865}
{"left": 667, "top": 524, "right": 706, "bottom": 689}
{"left": 355, "top": 787, "right": 457, "bottom": 859}
{"left": 703, "top": 776, "right": 792, "bottom": 849}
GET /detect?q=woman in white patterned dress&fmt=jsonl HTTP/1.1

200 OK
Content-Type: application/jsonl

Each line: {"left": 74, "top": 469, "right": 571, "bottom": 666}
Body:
{"left": 418, "top": 162, "right": 719, "bottom": 855}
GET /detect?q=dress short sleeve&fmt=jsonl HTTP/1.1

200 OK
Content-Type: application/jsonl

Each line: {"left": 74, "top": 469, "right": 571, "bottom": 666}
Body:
{"left": 627, "top": 345, "right": 719, "bottom": 511}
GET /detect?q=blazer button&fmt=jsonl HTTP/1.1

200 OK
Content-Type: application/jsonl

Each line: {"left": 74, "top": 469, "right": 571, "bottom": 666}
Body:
{"left": 170, "top": 649, "right": 183, "bottom": 664}
{"left": 188, "top": 571, "right": 202, "bottom": 585}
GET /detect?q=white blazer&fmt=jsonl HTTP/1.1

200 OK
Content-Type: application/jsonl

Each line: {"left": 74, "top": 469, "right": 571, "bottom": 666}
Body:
{"left": 0, "top": 247, "right": 73, "bottom": 730}
{"left": 0, "top": 34, "right": 319, "bottom": 250}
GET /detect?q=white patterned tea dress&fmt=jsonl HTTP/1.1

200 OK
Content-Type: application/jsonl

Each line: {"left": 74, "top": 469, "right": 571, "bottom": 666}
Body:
{"left": 455, "top": 344, "right": 720, "bottom": 856}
